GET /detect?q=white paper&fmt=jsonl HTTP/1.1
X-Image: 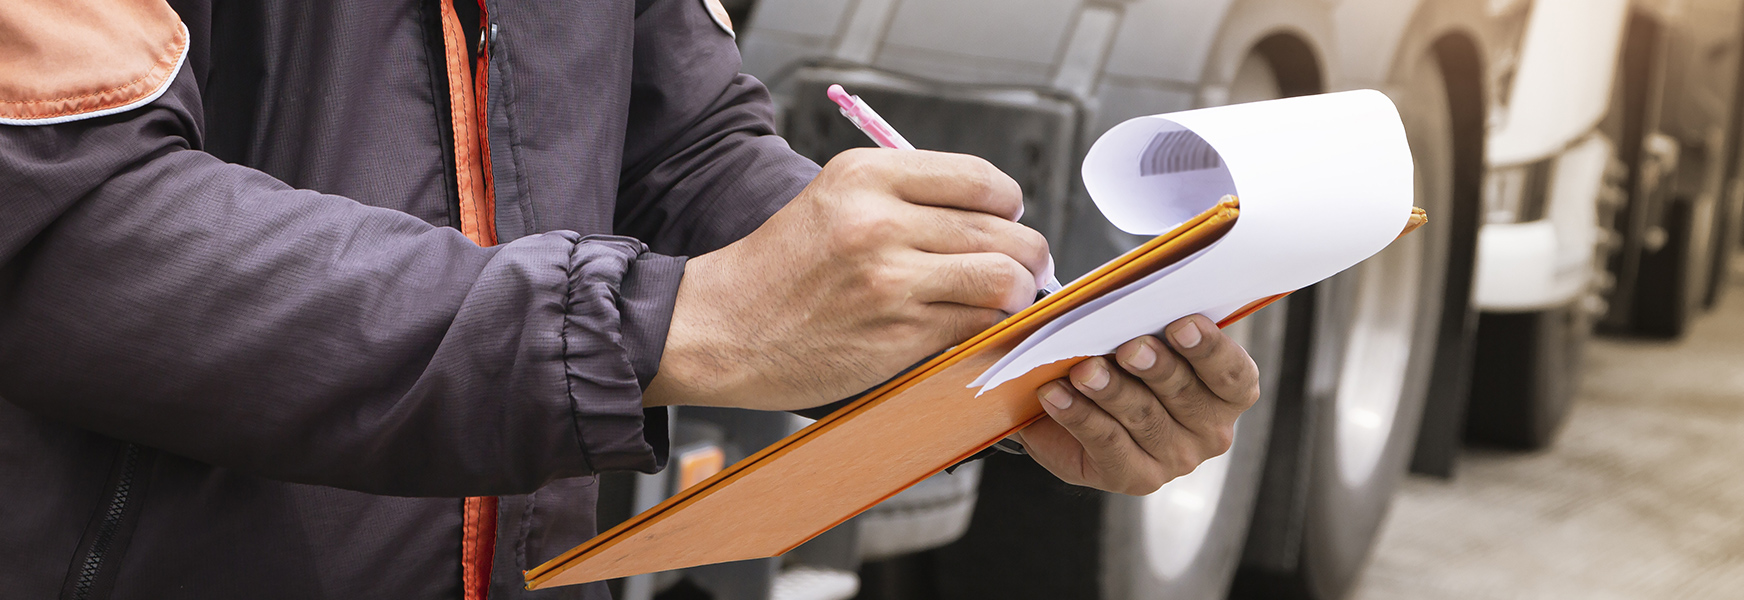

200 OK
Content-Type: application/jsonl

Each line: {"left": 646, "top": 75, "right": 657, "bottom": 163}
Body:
{"left": 974, "top": 90, "right": 1414, "bottom": 393}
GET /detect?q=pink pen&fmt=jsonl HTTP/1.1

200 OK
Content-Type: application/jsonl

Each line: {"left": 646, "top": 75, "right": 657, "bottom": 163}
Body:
{"left": 827, "top": 84, "right": 916, "bottom": 151}
{"left": 827, "top": 84, "right": 1062, "bottom": 293}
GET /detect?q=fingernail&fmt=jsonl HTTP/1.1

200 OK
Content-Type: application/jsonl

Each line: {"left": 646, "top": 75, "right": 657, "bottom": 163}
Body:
{"left": 1075, "top": 362, "right": 1109, "bottom": 392}
{"left": 1171, "top": 320, "right": 1203, "bottom": 349}
{"left": 1039, "top": 384, "right": 1073, "bottom": 410}
{"left": 1123, "top": 342, "right": 1157, "bottom": 371}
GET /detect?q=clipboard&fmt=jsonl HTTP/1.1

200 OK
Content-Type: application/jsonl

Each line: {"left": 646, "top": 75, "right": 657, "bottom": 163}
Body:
{"left": 523, "top": 198, "right": 1428, "bottom": 589}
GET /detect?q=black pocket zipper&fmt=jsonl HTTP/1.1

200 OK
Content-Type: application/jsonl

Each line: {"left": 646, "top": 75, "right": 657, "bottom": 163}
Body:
{"left": 63, "top": 443, "right": 149, "bottom": 600}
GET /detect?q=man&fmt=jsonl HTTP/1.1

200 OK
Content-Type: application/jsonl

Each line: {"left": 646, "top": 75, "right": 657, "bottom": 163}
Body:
{"left": 0, "top": 0, "right": 1261, "bottom": 598}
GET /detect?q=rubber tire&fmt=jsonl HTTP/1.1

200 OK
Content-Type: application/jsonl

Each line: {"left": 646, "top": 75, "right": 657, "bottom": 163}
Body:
{"left": 1231, "top": 48, "right": 1457, "bottom": 600}
{"left": 1704, "top": 179, "right": 1743, "bottom": 309}
{"left": 1299, "top": 51, "right": 1455, "bottom": 600}
{"left": 1099, "top": 304, "right": 1288, "bottom": 600}
{"left": 1462, "top": 305, "right": 1588, "bottom": 449}
{"left": 1630, "top": 197, "right": 1696, "bottom": 338}
{"left": 864, "top": 302, "right": 1294, "bottom": 600}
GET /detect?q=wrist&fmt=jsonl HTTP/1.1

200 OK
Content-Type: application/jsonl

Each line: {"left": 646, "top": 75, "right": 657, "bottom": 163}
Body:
{"left": 643, "top": 254, "right": 753, "bottom": 408}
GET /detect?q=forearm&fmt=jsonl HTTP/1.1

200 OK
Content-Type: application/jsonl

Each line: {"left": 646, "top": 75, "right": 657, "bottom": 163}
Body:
{"left": 0, "top": 74, "right": 675, "bottom": 497}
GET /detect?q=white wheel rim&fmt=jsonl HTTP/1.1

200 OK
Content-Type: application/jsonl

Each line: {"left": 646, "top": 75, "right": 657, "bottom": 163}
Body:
{"left": 1332, "top": 181, "right": 1427, "bottom": 488}
{"left": 1140, "top": 440, "right": 1236, "bottom": 579}
{"left": 1136, "top": 50, "right": 1283, "bottom": 582}
{"left": 1138, "top": 320, "right": 1253, "bottom": 579}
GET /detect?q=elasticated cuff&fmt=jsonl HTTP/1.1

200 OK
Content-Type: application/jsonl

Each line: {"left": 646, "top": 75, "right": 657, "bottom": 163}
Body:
{"left": 560, "top": 235, "right": 675, "bottom": 474}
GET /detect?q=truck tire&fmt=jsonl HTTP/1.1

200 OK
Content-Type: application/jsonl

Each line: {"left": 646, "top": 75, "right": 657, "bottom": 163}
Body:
{"left": 853, "top": 44, "right": 1303, "bottom": 600}
{"left": 1094, "top": 45, "right": 1297, "bottom": 600}
{"left": 1704, "top": 179, "right": 1743, "bottom": 309}
{"left": 1232, "top": 46, "right": 1457, "bottom": 600}
{"left": 1098, "top": 308, "right": 1288, "bottom": 600}
{"left": 1629, "top": 195, "right": 1696, "bottom": 337}
{"left": 1300, "top": 48, "right": 1457, "bottom": 600}
{"left": 854, "top": 462, "right": 982, "bottom": 562}
{"left": 1463, "top": 304, "right": 1587, "bottom": 449}
{"left": 872, "top": 304, "right": 1293, "bottom": 600}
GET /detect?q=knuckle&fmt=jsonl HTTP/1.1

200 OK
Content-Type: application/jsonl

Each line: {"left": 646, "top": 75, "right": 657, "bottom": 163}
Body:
{"left": 965, "top": 162, "right": 1000, "bottom": 200}
{"left": 1236, "top": 380, "right": 1262, "bottom": 409}
{"left": 952, "top": 308, "right": 1004, "bottom": 340}
{"left": 960, "top": 214, "right": 1000, "bottom": 246}
{"left": 963, "top": 158, "right": 1020, "bottom": 213}
{"left": 1209, "top": 425, "right": 1236, "bottom": 456}
{"left": 1137, "top": 470, "right": 1169, "bottom": 495}
{"left": 964, "top": 257, "right": 1033, "bottom": 312}
{"left": 1163, "top": 451, "right": 1197, "bottom": 480}
{"left": 1130, "top": 403, "right": 1170, "bottom": 443}
{"left": 835, "top": 147, "right": 880, "bottom": 173}
{"left": 1021, "top": 226, "right": 1051, "bottom": 263}
{"left": 1215, "top": 360, "right": 1260, "bottom": 402}
{"left": 834, "top": 211, "right": 899, "bottom": 254}
{"left": 862, "top": 261, "right": 910, "bottom": 301}
{"left": 973, "top": 308, "right": 1006, "bottom": 330}
{"left": 1151, "top": 357, "right": 1194, "bottom": 397}
{"left": 1091, "top": 422, "right": 1126, "bottom": 449}
{"left": 1002, "top": 259, "right": 1036, "bottom": 297}
{"left": 826, "top": 149, "right": 871, "bottom": 182}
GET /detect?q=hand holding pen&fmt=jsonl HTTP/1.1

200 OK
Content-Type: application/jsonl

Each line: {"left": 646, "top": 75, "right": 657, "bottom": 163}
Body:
{"left": 827, "top": 84, "right": 1063, "bottom": 294}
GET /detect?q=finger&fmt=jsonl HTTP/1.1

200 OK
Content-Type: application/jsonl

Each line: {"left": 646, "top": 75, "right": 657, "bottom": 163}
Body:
{"left": 1162, "top": 315, "right": 1262, "bottom": 410}
{"left": 1116, "top": 334, "right": 1245, "bottom": 448}
{"left": 1010, "top": 418, "right": 1094, "bottom": 486}
{"left": 1035, "top": 379, "right": 1168, "bottom": 495}
{"left": 910, "top": 251, "right": 1037, "bottom": 315}
{"left": 897, "top": 203, "right": 1052, "bottom": 288}
{"left": 858, "top": 149, "right": 1024, "bottom": 221}
{"left": 1065, "top": 355, "right": 1199, "bottom": 464}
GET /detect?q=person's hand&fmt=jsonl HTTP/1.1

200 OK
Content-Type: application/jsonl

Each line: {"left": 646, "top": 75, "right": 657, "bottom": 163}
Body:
{"left": 1015, "top": 315, "right": 1261, "bottom": 496}
{"left": 645, "top": 148, "right": 1051, "bottom": 411}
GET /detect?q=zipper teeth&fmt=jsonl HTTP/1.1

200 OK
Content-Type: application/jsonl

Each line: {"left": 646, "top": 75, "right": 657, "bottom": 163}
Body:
{"left": 71, "top": 444, "right": 140, "bottom": 600}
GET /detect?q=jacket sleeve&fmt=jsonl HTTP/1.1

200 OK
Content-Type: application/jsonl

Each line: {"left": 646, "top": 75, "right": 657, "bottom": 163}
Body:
{"left": 0, "top": 13, "right": 669, "bottom": 497}
{"left": 615, "top": 0, "right": 823, "bottom": 257}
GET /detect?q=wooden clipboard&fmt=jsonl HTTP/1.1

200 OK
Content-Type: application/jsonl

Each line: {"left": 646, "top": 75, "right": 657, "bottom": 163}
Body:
{"left": 524, "top": 197, "right": 1427, "bottom": 589}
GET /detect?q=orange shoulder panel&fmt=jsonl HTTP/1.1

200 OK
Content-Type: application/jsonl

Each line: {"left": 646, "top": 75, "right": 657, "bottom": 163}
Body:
{"left": 0, "top": 0, "right": 186, "bottom": 124}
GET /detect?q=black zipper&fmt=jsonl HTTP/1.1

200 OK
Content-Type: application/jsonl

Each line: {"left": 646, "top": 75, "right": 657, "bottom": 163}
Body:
{"left": 62, "top": 443, "right": 148, "bottom": 600}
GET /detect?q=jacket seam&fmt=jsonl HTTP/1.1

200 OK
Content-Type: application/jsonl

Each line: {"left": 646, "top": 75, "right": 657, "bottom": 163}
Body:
{"left": 495, "top": 38, "right": 538, "bottom": 235}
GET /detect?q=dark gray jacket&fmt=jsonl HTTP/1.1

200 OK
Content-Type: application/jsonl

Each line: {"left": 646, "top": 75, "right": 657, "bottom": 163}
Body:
{"left": 0, "top": 0, "right": 819, "bottom": 598}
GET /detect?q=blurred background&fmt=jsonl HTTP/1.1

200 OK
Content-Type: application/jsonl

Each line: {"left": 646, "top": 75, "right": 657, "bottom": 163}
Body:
{"left": 598, "top": 0, "right": 1744, "bottom": 598}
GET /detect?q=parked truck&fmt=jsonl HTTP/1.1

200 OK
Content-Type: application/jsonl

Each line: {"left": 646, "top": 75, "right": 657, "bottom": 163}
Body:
{"left": 1461, "top": 0, "right": 1744, "bottom": 451}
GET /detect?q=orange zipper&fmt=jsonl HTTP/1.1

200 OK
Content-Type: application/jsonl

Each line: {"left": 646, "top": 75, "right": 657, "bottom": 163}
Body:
{"left": 438, "top": 0, "right": 497, "bottom": 247}
{"left": 437, "top": 1, "right": 499, "bottom": 598}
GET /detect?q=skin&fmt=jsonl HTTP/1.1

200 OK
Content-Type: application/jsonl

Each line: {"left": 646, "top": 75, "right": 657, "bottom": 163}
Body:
{"left": 645, "top": 148, "right": 1261, "bottom": 496}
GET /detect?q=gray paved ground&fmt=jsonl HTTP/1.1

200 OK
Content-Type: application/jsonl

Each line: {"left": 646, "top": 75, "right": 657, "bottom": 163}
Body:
{"left": 1352, "top": 279, "right": 1744, "bottom": 599}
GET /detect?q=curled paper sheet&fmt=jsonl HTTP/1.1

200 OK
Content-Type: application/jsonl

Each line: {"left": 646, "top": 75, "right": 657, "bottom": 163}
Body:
{"left": 973, "top": 89, "right": 1415, "bottom": 393}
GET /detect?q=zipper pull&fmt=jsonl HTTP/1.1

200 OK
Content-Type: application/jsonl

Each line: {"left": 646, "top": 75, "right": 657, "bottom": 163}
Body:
{"left": 477, "top": 23, "right": 494, "bottom": 55}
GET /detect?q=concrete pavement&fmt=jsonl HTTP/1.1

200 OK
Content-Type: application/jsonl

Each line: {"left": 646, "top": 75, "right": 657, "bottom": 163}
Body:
{"left": 1352, "top": 278, "right": 1744, "bottom": 599}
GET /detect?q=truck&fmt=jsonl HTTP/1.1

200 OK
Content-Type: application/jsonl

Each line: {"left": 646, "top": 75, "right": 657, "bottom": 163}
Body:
{"left": 1461, "top": 0, "right": 1744, "bottom": 451}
